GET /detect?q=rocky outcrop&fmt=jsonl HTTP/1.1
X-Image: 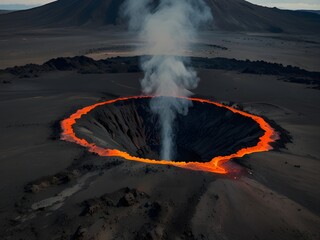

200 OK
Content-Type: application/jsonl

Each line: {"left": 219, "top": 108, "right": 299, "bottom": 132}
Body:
{"left": 2, "top": 55, "right": 319, "bottom": 89}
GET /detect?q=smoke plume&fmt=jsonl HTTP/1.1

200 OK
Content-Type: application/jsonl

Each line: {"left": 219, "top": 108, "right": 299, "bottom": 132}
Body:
{"left": 122, "top": 0, "right": 212, "bottom": 160}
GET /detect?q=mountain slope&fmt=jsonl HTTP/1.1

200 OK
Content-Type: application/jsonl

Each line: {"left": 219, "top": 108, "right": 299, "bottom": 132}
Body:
{"left": 207, "top": 0, "right": 320, "bottom": 33}
{"left": 0, "top": 0, "right": 124, "bottom": 28}
{"left": 0, "top": 0, "right": 319, "bottom": 33}
{"left": 0, "top": 10, "right": 14, "bottom": 15}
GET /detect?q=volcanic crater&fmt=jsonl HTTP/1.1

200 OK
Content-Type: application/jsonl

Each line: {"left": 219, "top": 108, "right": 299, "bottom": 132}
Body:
{"left": 69, "top": 97, "right": 271, "bottom": 167}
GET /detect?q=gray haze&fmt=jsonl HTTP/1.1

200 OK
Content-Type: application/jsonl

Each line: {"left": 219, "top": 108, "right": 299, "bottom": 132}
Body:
{"left": 122, "top": 0, "right": 212, "bottom": 160}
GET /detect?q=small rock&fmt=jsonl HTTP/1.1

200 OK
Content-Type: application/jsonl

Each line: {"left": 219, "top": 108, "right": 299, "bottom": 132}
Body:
{"left": 118, "top": 192, "right": 136, "bottom": 207}
{"left": 24, "top": 184, "right": 40, "bottom": 193}
{"left": 101, "top": 196, "right": 114, "bottom": 207}
{"left": 148, "top": 202, "right": 161, "bottom": 219}
{"left": 81, "top": 204, "right": 100, "bottom": 216}
{"left": 72, "top": 226, "right": 88, "bottom": 240}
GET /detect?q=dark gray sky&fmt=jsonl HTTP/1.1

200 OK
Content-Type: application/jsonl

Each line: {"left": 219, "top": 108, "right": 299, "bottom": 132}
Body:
{"left": 0, "top": 0, "right": 319, "bottom": 10}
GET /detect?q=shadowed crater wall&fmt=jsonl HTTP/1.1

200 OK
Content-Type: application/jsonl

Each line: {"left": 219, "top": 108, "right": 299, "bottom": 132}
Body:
{"left": 73, "top": 98, "right": 264, "bottom": 162}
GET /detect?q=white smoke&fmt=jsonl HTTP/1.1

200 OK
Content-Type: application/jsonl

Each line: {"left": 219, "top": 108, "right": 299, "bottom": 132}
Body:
{"left": 122, "top": 0, "right": 212, "bottom": 160}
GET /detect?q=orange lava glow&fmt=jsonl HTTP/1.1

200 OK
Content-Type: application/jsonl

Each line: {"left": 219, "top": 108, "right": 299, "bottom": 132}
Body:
{"left": 61, "top": 96, "right": 278, "bottom": 174}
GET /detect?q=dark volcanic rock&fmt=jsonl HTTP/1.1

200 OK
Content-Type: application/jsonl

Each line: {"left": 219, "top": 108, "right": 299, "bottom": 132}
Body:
{"left": 0, "top": 56, "right": 320, "bottom": 89}
{"left": 2, "top": 55, "right": 319, "bottom": 89}
{"left": 79, "top": 188, "right": 148, "bottom": 217}
{"left": 72, "top": 226, "right": 88, "bottom": 240}
{"left": 73, "top": 97, "right": 268, "bottom": 162}
{"left": 117, "top": 192, "right": 136, "bottom": 207}
{"left": 24, "top": 171, "right": 79, "bottom": 193}
{"left": 148, "top": 202, "right": 162, "bottom": 219}
{"left": 135, "top": 223, "right": 167, "bottom": 240}
{"left": 80, "top": 200, "right": 101, "bottom": 216}
{"left": 23, "top": 159, "right": 123, "bottom": 195}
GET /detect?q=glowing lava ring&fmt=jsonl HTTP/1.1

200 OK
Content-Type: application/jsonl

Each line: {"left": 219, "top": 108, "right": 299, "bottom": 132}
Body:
{"left": 61, "top": 96, "right": 278, "bottom": 174}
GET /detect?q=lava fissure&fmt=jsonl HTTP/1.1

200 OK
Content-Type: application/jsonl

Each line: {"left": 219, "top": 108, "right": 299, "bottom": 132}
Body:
{"left": 61, "top": 96, "right": 278, "bottom": 174}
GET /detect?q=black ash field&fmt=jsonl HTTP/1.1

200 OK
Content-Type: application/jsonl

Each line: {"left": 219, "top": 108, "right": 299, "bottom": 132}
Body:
{"left": 0, "top": 0, "right": 320, "bottom": 239}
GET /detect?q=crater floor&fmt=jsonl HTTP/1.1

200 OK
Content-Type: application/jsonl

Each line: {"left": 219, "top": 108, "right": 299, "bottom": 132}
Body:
{"left": 73, "top": 97, "right": 265, "bottom": 162}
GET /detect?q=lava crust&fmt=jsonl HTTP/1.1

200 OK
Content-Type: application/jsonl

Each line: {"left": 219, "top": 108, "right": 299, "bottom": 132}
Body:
{"left": 61, "top": 96, "right": 277, "bottom": 174}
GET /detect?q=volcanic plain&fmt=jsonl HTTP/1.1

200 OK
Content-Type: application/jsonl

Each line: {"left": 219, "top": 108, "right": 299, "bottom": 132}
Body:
{"left": 0, "top": 4, "right": 320, "bottom": 240}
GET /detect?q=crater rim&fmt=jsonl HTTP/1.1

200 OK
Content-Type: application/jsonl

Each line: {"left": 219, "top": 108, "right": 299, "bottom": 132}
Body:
{"left": 61, "top": 96, "right": 278, "bottom": 174}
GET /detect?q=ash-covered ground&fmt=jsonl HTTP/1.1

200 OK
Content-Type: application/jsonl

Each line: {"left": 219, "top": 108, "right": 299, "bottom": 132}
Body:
{"left": 0, "top": 29, "right": 319, "bottom": 239}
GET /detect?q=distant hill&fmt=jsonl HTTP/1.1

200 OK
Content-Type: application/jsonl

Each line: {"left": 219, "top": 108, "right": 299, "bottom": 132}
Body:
{"left": 0, "top": 0, "right": 122, "bottom": 29}
{"left": 206, "top": 0, "right": 320, "bottom": 33}
{"left": 0, "top": 10, "right": 14, "bottom": 15}
{"left": 0, "top": 0, "right": 319, "bottom": 34}
{"left": 0, "top": 4, "right": 38, "bottom": 10}
{"left": 297, "top": 10, "right": 320, "bottom": 15}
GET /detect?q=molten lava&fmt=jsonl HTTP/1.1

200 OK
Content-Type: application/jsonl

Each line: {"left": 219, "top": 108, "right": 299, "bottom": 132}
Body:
{"left": 61, "top": 96, "right": 278, "bottom": 174}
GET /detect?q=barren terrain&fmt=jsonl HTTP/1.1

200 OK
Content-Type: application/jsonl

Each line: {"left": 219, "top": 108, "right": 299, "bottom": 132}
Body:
{"left": 0, "top": 30, "right": 319, "bottom": 238}
{"left": 0, "top": 1, "right": 319, "bottom": 238}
